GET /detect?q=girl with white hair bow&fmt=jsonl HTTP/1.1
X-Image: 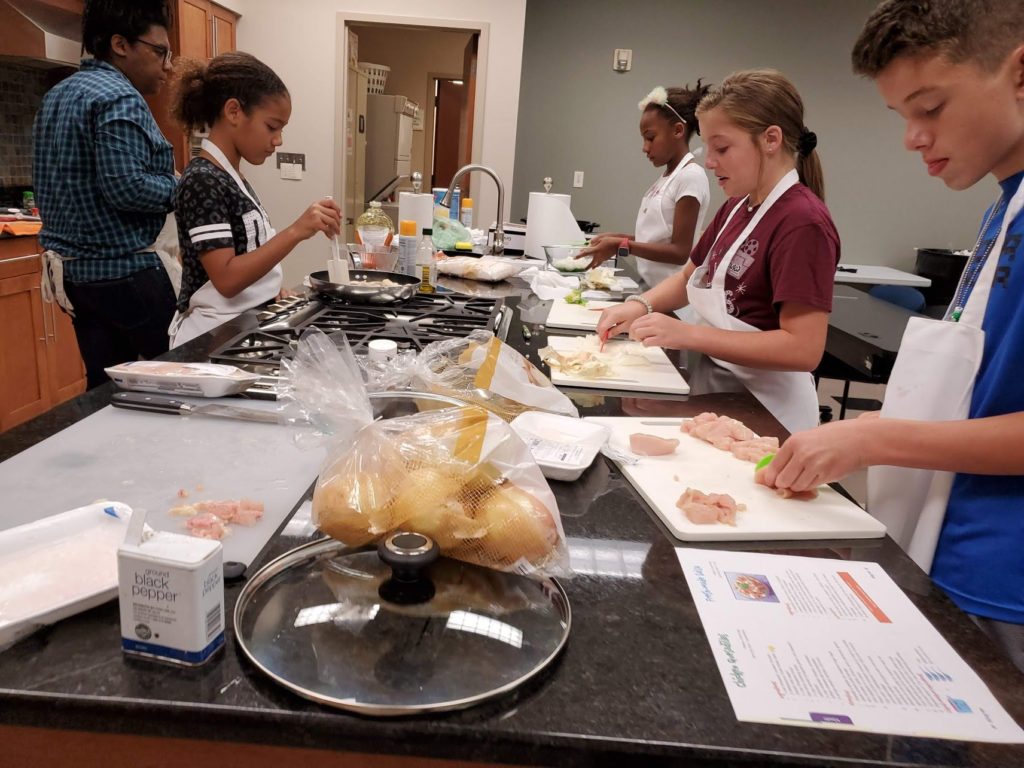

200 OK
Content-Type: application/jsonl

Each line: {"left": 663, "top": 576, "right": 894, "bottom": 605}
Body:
{"left": 580, "top": 82, "right": 711, "bottom": 291}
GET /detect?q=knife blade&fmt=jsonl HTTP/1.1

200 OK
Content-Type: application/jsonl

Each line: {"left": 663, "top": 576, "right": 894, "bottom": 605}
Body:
{"left": 111, "top": 391, "right": 284, "bottom": 424}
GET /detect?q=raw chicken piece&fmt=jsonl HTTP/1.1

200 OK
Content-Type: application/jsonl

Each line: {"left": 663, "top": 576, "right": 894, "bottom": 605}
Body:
{"left": 169, "top": 503, "right": 198, "bottom": 517}
{"left": 754, "top": 466, "right": 820, "bottom": 501}
{"left": 675, "top": 488, "right": 745, "bottom": 526}
{"left": 774, "top": 487, "right": 819, "bottom": 501}
{"left": 232, "top": 499, "right": 265, "bottom": 526}
{"left": 729, "top": 436, "right": 780, "bottom": 463}
{"left": 629, "top": 433, "right": 680, "bottom": 456}
{"left": 681, "top": 412, "right": 757, "bottom": 450}
{"left": 195, "top": 500, "right": 240, "bottom": 521}
{"left": 186, "top": 513, "right": 228, "bottom": 540}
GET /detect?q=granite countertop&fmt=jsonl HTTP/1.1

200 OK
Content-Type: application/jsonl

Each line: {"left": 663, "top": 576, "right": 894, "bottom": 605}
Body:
{"left": 0, "top": 281, "right": 1021, "bottom": 767}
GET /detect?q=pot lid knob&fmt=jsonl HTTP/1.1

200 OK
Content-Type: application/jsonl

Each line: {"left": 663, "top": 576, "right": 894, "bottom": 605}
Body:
{"left": 377, "top": 531, "right": 440, "bottom": 605}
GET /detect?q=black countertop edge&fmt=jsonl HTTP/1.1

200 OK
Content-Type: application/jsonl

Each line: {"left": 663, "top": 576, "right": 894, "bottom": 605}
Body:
{"left": 0, "top": 690, "right": 932, "bottom": 768}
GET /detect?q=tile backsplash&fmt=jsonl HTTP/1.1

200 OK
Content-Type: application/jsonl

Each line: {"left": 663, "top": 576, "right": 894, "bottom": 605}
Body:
{"left": 0, "top": 62, "right": 53, "bottom": 189}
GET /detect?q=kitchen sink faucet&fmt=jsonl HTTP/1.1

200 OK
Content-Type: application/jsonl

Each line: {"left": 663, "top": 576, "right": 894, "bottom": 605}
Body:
{"left": 441, "top": 164, "right": 505, "bottom": 254}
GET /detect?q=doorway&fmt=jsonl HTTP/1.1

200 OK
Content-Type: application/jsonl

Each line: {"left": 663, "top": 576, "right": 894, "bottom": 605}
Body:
{"left": 340, "top": 20, "right": 480, "bottom": 238}
{"left": 431, "top": 77, "right": 466, "bottom": 190}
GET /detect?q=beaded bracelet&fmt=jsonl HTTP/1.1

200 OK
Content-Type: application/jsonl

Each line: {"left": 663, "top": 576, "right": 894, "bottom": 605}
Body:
{"left": 625, "top": 294, "right": 653, "bottom": 314}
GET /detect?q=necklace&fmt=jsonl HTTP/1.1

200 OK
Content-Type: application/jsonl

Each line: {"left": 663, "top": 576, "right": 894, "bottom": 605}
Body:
{"left": 948, "top": 195, "right": 1006, "bottom": 322}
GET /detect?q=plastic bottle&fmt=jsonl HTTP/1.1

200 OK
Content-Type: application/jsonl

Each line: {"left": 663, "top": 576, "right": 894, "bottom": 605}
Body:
{"left": 355, "top": 200, "right": 394, "bottom": 247}
{"left": 416, "top": 227, "right": 437, "bottom": 293}
{"left": 460, "top": 197, "right": 473, "bottom": 229}
{"left": 398, "top": 220, "right": 418, "bottom": 277}
{"left": 450, "top": 185, "right": 461, "bottom": 221}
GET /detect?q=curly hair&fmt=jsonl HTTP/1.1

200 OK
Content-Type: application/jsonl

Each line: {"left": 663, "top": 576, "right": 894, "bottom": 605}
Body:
{"left": 646, "top": 80, "right": 712, "bottom": 143}
{"left": 172, "top": 51, "right": 289, "bottom": 133}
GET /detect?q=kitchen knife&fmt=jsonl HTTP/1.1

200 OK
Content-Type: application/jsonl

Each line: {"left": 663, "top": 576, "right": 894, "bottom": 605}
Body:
{"left": 111, "top": 391, "right": 284, "bottom": 424}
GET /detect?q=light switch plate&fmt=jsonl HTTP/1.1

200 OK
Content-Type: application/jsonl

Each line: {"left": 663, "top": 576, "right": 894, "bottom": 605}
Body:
{"left": 613, "top": 49, "right": 632, "bottom": 72}
{"left": 275, "top": 152, "right": 306, "bottom": 170}
{"left": 573, "top": 170, "right": 584, "bottom": 188}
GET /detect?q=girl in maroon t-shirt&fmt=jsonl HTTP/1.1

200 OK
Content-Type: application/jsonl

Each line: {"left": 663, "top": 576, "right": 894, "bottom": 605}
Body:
{"left": 596, "top": 70, "right": 839, "bottom": 433}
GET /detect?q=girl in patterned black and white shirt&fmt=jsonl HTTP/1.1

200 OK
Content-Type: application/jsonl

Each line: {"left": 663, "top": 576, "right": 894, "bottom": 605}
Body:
{"left": 168, "top": 51, "right": 341, "bottom": 347}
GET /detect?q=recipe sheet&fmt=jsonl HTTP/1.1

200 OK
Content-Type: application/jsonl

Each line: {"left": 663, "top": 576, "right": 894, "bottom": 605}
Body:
{"left": 675, "top": 548, "right": 1024, "bottom": 743}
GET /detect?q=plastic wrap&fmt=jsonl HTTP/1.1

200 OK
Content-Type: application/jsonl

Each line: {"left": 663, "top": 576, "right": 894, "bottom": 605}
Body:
{"left": 413, "top": 330, "right": 579, "bottom": 422}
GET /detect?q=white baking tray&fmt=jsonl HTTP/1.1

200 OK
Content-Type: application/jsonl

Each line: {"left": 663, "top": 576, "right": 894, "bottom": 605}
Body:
{"left": 0, "top": 502, "right": 133, "bottom": 649}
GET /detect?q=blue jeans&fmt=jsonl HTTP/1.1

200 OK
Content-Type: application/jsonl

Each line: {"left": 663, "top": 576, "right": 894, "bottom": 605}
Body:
{"left": 63, "top": 266, "right": 177, "bottom": 389}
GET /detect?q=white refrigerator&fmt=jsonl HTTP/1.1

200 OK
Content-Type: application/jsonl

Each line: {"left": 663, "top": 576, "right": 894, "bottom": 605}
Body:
{"left": 364, "top": 94, "right": 417, "bottom": 201}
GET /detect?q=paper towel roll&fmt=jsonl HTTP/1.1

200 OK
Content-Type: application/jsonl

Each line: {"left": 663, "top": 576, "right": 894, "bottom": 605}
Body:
{"left": 398, "top": 192, "right": 434, "bottom": 235}
{"left": 525, "top": 192, "right": 586, "bottom": 259}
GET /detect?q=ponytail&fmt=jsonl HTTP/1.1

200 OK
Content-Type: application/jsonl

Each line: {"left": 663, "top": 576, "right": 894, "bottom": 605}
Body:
{"left": 172, "top": 57, "right": 208, "bottom": 133}
{"left": 171, "top": 51, "right": 288, "bottom": 133}
{"left": 797, "top": 149, "right": 825, "bottom": 202}
{"left": 697, "top": 69, "right": 826, "bottom": 202}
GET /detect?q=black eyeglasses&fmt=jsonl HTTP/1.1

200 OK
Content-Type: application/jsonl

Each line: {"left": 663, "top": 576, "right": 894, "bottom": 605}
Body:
{"left": 135, "top": 38, "right": 173, "bottom": 66}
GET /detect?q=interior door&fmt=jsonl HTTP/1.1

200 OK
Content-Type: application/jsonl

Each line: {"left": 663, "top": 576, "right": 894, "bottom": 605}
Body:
{"left": 432, "top": 79, "right": 465, "bottom": 189}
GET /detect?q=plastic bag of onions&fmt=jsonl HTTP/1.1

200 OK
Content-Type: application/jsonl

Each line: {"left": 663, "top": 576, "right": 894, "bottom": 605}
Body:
{"left": 279, "top": 328, "right": 570, "bottom": 578}
{"left": 312, "top": 405, "right": 568, "bottom": 576}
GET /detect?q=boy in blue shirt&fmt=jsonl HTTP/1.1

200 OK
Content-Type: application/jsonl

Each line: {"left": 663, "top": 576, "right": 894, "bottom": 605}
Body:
{"left": 758, "top": 0, "right": 1024, "bottom": 672}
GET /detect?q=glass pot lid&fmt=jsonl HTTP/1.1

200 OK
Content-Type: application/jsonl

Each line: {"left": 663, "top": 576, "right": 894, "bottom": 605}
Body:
{"left": 234, "top": 532, "right": 571, "bottom": 716}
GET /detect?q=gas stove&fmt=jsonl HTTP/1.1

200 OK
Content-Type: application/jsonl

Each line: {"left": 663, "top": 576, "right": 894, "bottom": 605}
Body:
{"left": 210, "top": 291, "right": 509, "bottom": 399}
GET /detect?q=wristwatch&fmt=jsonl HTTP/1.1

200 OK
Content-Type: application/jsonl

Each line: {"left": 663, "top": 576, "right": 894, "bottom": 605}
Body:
{"left": 617, "top": 237, "right": 631, "bottom": 260}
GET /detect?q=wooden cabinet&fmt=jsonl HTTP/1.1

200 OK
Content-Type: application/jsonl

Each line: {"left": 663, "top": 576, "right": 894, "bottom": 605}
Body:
{"left": 0, "top": 238, "right": 86, "bottom": 432}
{"left": 146, "top": 0, "right": 241, "bottom": 170}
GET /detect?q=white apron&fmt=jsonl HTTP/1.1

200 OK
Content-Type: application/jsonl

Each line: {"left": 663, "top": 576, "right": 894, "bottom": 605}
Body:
{"left": 168, "top": 139, "right": 281, "bottom": 348}
{"left": 686, "top": 169, "right": 819, "bottom": 435}
{"left": 868, "top": 179, "right": 1024, "bottom": 572}
{"left": 635, "top": 152, "right": 694, "bottom": 288}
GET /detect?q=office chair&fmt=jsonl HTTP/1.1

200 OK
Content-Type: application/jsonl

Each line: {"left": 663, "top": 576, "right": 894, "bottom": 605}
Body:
{"left": 867, "top": 284, "right": 927, "bottom": 313}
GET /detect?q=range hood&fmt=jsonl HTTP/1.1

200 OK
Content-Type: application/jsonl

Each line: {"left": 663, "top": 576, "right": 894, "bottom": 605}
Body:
{"left": 0, "top": 0, "right": 82, "bottom": 68}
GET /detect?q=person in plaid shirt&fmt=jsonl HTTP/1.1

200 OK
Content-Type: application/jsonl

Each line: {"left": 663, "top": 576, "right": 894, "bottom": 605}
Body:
{"left": 33, "top": 0, "right": 176, "bottom": 388}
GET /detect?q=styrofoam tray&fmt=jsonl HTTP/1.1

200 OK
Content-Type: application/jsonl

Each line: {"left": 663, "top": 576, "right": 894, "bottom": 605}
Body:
{"left": 105, "top": 361, "right": 260, "bottom": 397}
{"left": 543, "top": 335, "right": 690, "bottom": 395}
{"left": 585, "top": 416, "right": 886, "bottom": 541}
{"left": 510, "top": 412, "right": 608, "bottom": 482}
{"left": 0, "top": 502, "right": 133, "bottom": 649}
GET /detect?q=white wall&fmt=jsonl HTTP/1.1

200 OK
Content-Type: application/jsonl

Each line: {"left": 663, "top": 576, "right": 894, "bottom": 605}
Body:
{"left": 232, "top": 0, "right": 526, "bottom": 286}
{"left": 512, "top": 0, "right": 993, "bottom": 272}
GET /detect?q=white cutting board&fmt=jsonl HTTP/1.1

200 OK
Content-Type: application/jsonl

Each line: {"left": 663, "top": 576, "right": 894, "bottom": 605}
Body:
{"left": 545, "top": 335, "right": 690, "bottom": 395}
{"left": 585, "top": 417, "right": 886, "bottom": 541}
{"left": 0, "top": 403, "right": 326, "bottom": 566}
{"left": 545, "top": 299, "right": 619, "bottom": 331}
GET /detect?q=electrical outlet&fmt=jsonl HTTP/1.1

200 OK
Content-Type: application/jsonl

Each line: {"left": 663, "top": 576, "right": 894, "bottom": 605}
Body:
{"left": 613, "top": 48, "right": 632, "bottom": 72}
{"left": 573, "top": 170, "right": 584, "bottom": 188}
